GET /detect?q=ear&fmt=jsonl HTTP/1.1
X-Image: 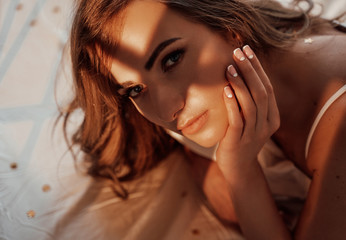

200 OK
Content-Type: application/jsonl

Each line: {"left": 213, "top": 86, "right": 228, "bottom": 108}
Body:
{"left": 227, "top": 31, "right": 244, "bottom": 47}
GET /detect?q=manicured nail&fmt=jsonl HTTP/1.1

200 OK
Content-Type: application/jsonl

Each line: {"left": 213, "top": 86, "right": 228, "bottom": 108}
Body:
{"left": 227, "top": 65, "right": 238, "bottom": 77}
{"left": 224, "top": 85, "right": 233, "bottom": 98}
{"left": 243, "top": 45, "right": 254, "bottom": 59}
{"left": 233, "top": 48, "right": 246, "bottom": 61}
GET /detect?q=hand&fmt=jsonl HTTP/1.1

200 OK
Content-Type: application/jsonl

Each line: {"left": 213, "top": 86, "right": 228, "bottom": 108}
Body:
{"left": 216, "top": 45, "right": 280, "bottom": 175}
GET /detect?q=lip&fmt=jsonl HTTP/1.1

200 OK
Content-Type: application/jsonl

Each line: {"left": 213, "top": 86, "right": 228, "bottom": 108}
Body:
{"left": 178, "top": 111, "right": 208, "bottom": 135}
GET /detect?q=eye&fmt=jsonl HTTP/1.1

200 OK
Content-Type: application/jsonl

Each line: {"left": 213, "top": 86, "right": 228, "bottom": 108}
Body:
{"left": 127, "top": 85, "right": 144, "bottom": 98}
{"left": 161, "top": 49, "right": 185, "bottom": 72}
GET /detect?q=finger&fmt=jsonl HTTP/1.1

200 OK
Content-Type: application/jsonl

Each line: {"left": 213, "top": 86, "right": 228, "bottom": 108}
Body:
{"left": 226, "top": 65, "right": 256, "bottom": 136}
{"left": 223, "top": 84, "right": 243, "bottom": 142}
{"left": 242, "top": 45, "right": 280, "bottom": 129}
{"left": 233, "top": 48, "right": 268, "bottom": 131}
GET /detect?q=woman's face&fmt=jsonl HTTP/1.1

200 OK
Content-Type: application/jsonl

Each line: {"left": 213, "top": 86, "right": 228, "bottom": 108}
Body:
{"left": 108, "top": 0, "right": 237, "bottom": 147}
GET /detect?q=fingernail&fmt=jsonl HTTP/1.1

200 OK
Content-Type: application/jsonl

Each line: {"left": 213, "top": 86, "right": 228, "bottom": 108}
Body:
{"left": 233, "top": 48, "right": 246, "bottom": 61}
{"left": 227, "top": 65, "right": 238, "bottom": 77}
{"left": 224, "top": 85, "right": 233, "bottom": 98}
{"left": 243, "top": 45, "right": 254, "bottom": 59}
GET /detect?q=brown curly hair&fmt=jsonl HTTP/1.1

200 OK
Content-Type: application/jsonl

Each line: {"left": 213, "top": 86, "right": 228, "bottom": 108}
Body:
{"left": 63, "top": 0, "right": 327, "bottom": 198}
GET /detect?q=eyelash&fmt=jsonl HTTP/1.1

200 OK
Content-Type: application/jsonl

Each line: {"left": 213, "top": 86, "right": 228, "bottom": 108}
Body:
{"left": 124, "top": 85, "right": 144, "bottom": 99}
{"left": 161, "top": 48, "right": 185, "bottom": 72}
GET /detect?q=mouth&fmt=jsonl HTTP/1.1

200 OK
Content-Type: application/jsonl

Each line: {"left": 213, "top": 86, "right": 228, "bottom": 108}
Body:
{"left": 178, "top": 111, "right": 208, "bottom": 135}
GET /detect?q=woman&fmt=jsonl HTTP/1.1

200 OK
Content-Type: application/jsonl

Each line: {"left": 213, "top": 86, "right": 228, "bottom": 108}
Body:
{"left": 64, "top": 0, "right": 346, "bottom": 239}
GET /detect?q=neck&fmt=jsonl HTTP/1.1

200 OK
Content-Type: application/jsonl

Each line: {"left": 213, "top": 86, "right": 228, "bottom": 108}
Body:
{"left": 257, "top": 45, "right": 319, "bottom": 171}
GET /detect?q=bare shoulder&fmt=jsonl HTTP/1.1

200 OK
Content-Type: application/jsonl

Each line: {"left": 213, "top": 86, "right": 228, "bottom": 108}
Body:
{"left": 307, "top": 89, "right": 346, "bottom": 171}
{"left": 295, "top": 90, "right": 346, "bottom": 239}
{"left": 305, "top": 30, "right": 346, "bottom": 165}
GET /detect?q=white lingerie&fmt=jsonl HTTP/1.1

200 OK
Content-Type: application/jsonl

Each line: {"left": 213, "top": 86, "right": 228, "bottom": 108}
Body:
{"left": 305, "top": 84, "right": 346, "bottom": 158}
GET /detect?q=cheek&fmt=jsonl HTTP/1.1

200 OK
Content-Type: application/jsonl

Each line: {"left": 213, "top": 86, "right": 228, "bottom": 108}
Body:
{"left": 131, "top": 98, "right": 173, "bottom": 129}
{"left": 193, "top": 56, "right": 230, "bottom": 92}
{"left": 130, "top": 98, "right": 145, "bottom": 116}
{"left": 193, "top": 39, "right": 234, "bottom": 86}
{"left": 130, "top": 99, "right": 156, "bottom": 123}
{"left": 204, "top": 98, "right": 229, "bottom": 146}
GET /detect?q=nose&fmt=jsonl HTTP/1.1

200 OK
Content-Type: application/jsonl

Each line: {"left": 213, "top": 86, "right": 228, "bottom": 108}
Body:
{"left": 152, "top": 85, "right": 184, "bottom": 122}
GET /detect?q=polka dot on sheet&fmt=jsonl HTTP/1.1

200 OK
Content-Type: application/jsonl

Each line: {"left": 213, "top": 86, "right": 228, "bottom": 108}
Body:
{"left": 26, "top": 210, "right": 36, "bottom": 218}
{"left": 52, "top": 6, "right": 61, "bottom": 14}
{"left": 16, "top": 4, "right": 23, "bottom": 11}
{"left": 10, "top": 162, "right": 18, "bottom": 169}
{"left": 30, "top": 19, "right": 37, "bottom": 27}
{"left": 42, "top": 184, "right": 51, "bottom": 192}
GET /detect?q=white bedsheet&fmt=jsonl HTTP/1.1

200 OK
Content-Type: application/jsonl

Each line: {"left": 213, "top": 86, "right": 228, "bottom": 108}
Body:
{"left": 0, "top": 0, "right": 345, "bottom": 239}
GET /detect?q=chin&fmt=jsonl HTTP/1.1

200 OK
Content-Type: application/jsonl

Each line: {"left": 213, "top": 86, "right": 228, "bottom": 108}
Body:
{"left": 187, "top": 129, "right": 223, "bottom": 148}
{"left": 193, "top": 138, "right": 218, "bottom": 148}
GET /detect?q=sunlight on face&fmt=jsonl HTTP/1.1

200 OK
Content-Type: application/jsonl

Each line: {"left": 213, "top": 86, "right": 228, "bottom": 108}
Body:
{"left": 107, "top": 0, "right": 237, "bottom": 147}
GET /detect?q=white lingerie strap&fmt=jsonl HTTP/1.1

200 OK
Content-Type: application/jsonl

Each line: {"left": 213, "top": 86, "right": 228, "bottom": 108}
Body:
{"left": 305, "top": 85, "right": 346, "bottom": 159}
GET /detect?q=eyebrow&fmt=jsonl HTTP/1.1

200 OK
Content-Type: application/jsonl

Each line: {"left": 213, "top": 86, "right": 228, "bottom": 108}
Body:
{"left": 144, "top": 37, "right": 181, "bottom": 70}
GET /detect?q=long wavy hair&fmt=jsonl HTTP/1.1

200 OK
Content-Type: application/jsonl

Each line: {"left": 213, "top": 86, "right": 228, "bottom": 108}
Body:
{"left": 63, "top": 0, "right": 328, "bottom": 198}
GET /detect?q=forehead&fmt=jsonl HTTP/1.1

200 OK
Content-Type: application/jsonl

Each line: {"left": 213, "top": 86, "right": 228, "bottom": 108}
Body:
{"left": 103, "top": 0, "right": 195, "bottom": 81}
{"left": 107, "top": 0, "right": 190, "bottom": 59}
{"left": 120, "top": 0, "right": 168, "bottom": 53}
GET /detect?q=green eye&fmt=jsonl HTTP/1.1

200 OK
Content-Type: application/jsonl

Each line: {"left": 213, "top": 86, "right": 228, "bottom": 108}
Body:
{"left": 167, "top": 52, "right": 181, "bottom": 64}
{"left": 128, "top": 85, "right": 143, "bottom": 98}
{"left": 162, "top": 49, "right": 185, "bottom": 72}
